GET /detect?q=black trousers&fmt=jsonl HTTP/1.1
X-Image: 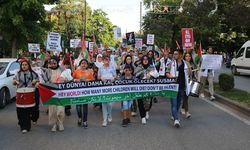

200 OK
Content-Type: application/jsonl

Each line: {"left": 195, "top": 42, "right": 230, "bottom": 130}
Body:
{"left": 137, "top": 99, "right": 146, "bottom": 118}
{"left": 32, "top": 88, "right": 40, "bottom": 122}
{"left": 16, "top": 107, "right": 35, "bottom": 131}
{"left": 65, "top": 105, "right": 71, "bottom": 111}
{"left": 31, "top": 105, "right": 39, "bottom": 122}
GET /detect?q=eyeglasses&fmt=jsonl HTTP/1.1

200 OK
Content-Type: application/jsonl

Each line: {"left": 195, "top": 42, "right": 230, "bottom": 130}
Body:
{"left": 143, "top": 59, "right": 148, "bottom": 61}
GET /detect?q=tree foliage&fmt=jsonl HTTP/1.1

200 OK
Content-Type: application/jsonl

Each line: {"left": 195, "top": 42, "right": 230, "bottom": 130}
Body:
{"left": 142, "top": 0, "right": 250, "bottom": 52}
{"left": 0, "top": 0, "right": 115, "bottom": 57}
{"left": 0, "top": 0, "right": 59, "bottom": 57}
{"left": 50, "top": 0, "right": 115, "bottom": 50}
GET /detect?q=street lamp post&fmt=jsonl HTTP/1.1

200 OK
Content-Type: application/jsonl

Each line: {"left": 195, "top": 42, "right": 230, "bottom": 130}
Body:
{"left": 84, "top": 0, "right": 87, "bottom": 36}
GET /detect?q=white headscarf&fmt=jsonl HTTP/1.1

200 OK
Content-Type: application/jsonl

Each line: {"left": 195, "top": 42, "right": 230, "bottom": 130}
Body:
{"left": 95, "top": 54, "right": 104, "bottom": 68}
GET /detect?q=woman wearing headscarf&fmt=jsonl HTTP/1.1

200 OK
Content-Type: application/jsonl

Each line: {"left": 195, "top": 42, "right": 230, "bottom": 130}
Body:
{"left": 119, "top": 55, "right": 134, "bottom": 76}
{"left": 42, "top": 56, "right": 65, "bottom": 132}
{"left": 94, "top": 54, "right": 104, "bottom": 68}
{"left": 134, "top": 55, "right": 159, "bottom": 125}
{"left": 13, "top": 59, "right": 39, "bottom": 133}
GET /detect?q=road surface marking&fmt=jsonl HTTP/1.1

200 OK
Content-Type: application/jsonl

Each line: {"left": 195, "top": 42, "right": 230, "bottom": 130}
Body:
{"left": 202, "top": 98, "right": 250, "bottom": 126}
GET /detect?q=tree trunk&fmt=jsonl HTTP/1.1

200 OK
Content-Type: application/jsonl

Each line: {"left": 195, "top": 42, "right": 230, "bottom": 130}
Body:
{"left": 11, "top": 38, "right": 17, "bottom": 58}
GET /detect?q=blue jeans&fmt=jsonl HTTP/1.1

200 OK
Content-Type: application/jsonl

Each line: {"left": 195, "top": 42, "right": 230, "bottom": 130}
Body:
{"left": 170, "top": 88, "right": 185, "bottom": 120}
{"left": 76, "top": 104, "right": 88, "bottom": 122}
{"left": 122, "top": 100, "right": 133, "bottom": 110}
{"left": 102, "top": 102, "right": 112, "bottom": 122}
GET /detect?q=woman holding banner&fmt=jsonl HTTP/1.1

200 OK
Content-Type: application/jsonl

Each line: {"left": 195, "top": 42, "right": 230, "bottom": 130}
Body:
{"left": 73, "top": 59, "right": 94, "bottom": 129}
{"left": 134, "top": 55, "right": 159, "bottom": 125}
{"left": 42, "top": 56, "right": 65, "bottom": 132}
{"left": 98, "top": 55, "right": 117, "bottom": 127}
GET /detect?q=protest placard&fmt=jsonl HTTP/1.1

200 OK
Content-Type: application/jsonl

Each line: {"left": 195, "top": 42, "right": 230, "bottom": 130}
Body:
{"left": 147, "top": 34, "right": 155, "bottom": 45}
{"left": 28, "top": 43, "right": 40, "bottom": 53}
{"left": 135, "top": 38, "right": 143, "bottom": 49}
{"left": 201, "top": 54, "right": 223, "bottom": 70}
{"left": 182, "top": 28, "right": 194, "bottom": 49}
{"left": 70, "top": 39, "right": 81, "bottom": 48}
{"left": 46, "top": 32, "right": 62, "bottom": 52}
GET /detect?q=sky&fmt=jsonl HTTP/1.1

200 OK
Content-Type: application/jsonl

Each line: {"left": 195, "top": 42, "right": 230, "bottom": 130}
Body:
{"left": 88, "top": 0, "right": 146, "bottom": 35}
{"left": 45, "top": 0, "right": 147, "bottom": 36}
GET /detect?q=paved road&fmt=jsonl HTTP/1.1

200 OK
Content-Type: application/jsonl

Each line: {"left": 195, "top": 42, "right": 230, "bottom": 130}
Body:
{"left": 0, "top": 97, "right": 250, "bottom": 150}
{"left": 214, "top": 65, "right": 250, "bottom": 92}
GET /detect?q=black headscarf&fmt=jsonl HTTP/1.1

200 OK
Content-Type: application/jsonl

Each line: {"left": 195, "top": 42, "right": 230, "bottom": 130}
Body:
{"left": 147, "top": 50, "right": 155, "bottom": 65}
{"left": 49, "top": 56, "right": 60, "bottom": 70}
{"left": 141, "top": 55, "right": 150, "bottom": 69}
{"left": 123, "top": 55, "right": 134, "bottom": 73}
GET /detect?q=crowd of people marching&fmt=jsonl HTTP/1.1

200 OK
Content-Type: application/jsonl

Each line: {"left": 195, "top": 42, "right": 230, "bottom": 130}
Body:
{"left": 13, "top": 45, "right": 216, "bottom": 134}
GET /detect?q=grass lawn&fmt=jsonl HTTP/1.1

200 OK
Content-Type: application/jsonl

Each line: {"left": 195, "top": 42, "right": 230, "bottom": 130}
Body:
{"left": 214, "top": 83, "right": 250, "bottom": 107}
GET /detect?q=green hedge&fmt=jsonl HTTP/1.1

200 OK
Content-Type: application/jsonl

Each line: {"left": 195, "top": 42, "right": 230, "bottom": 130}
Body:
{"left": 219, "top": 73, "right": 235, "bottom": 91}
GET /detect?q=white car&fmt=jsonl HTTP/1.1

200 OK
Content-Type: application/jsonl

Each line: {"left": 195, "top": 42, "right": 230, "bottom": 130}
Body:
{"left": 0, "top": 58, "right": 20, "bottom": 108}
{"left": 231, "top": 40, "right": 250, "bottom": 75}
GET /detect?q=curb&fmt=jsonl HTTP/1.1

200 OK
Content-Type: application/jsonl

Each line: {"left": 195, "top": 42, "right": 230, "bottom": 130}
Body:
{"left": 204, "top": 90, "right": 250, "bottom": 117}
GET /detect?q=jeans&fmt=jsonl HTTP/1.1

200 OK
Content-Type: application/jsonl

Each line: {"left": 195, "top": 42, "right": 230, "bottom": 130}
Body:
{"left": 102, "top": 102, "right": 112, "bottom": 121}
{"left": 170, "top": 88, "right": 185, "bottom": 120}
{"left": 122, "top": 100, "right": 133, "bottom": 110}
{"left": 76, "top": 104, "right": 88, "bottom": 122}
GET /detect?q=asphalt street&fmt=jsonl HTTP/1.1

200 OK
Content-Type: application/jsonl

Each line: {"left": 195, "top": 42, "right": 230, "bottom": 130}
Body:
{"left": 0, "top": 97, "right": 250, "bottom": 150}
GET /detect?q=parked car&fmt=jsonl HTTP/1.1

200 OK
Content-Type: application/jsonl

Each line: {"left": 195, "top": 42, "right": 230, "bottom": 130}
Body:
{"left": 0, "top": 58, "right": 19, "bottom": 108}
{"left": 231, "top": 41, "right": 250, "bottom": 75}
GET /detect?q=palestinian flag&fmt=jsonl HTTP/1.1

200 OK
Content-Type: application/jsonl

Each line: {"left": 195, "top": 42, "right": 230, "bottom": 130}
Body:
{"left": 81, "top": 33, "right": 90, "bottom": 61}
{"left": 36, "top": 52, "right": 44, "bottom": 61}
{"left": 195, "top": 41, "right": 202, "bottom": 66}
{"left": 38, "top": 79, "right": 179, "bottom": 106}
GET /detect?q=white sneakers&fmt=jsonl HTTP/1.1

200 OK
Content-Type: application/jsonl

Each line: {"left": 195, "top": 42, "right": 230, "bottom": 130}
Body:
{"left": 146, "top": 112, "right": 149, "bottom": 120}
{"left": 174, "top": 120, "right": 180, "bottom": 128}
{"left": 131, "top": 112, "right": 137, "bottom": 117}
{"left": 200, "top": 93, "right": 216, "bottom": 101}
{"left": 58, "top": 123, "right": 64, "bottom": 131}
{"left": 181, "top": 109, "right": 185, "bottom": 115}
{"left": 210, "top": 96, "right": 215, "bottom": 101}
{"left": 51, "top": 123, "right": 64, "bottom": 132}
{"left": 51, "top": 124, "right": 57, "bottom": 132}
{"left": 200, "top": 93, "right": 205, "bottom": 98}
{"left": 185, "top": 112, "right": 191, "bottom": 118}
{"left": 22, "top": 130, "right": 28, "bottom": 134}
{"left": 102, "top": 121, "right": 107, "bottom": 127}
{"left": 108, "top": 115, "right": 112, "bottom": 123}
{"left": 102, "top": 115, "right": 112, "bottom": 127}
{"left": 141, "top": 117, "right": 147, "bottom": 125}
